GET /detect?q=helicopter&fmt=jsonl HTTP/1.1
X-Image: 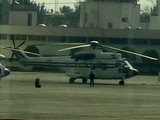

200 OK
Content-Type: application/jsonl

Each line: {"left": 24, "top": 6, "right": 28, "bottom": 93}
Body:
{"left": 0, "top": 54, "right": 10, "bottom": 79}
{"left": 1, "top": 38, "right": 158, "bottom": 85}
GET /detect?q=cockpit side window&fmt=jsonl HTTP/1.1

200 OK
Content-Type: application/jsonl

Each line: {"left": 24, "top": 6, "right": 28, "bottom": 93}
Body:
{"left": 115, "top": 62, "right": 122, "bottom": 68}
{"left": 123, "top": 60, "right": 132, "bottom": 68}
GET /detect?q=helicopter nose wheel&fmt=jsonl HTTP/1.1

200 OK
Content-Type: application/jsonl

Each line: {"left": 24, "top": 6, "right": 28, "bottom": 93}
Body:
{"left": 119, "top": 80, "right": 125, "bottom": 85}
{"left": 69, "top": 78, "right": 75, "bottom": 83}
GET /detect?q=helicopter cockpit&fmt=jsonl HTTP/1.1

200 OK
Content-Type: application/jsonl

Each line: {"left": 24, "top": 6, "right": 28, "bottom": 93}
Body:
{"left": 116, "top": 60, "right": 133, "bottom": 69}
{"left": 116, "top": 59, "right": 138, "bottom": 78}
{"left": 123, "top": 60, "right": 133, "bottom": 68}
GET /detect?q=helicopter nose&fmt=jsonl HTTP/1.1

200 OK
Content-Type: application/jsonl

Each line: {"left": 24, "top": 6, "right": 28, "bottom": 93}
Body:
{"left": 4, "top": 68, "right": 10, "bottom": 76}
{"left": 133, "top": 69, "right": 138, "bottom": 76}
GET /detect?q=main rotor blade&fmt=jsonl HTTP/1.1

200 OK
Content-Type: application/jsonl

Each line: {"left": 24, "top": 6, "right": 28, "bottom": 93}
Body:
{"left": 100, "top": 45, "right": 158, "bottom": 61}
{"left": 11, "top": 48, "right": 40, "bottom": 56}
{"left": 0, "top": 46, "right": 13, "bottom": 50}
{"left": 0, "top": 46, "right": 40, "bottom": 56}
{"left": 10, "top": 52, "right": 15, "bottom": 62}
{"left": 0, "top": 46, "right": 12, "bottom": 49}
{"left": 16, "top": 41, "right": 25, "bottom": 48}
{"left": 0, "top": 54, "right": 5, "bottom": 58}
{"left": 11, "top": 35, "right": 15, "bottom": 48}
{"left": 58, "top": 44, "right": 90, "bottom": 51}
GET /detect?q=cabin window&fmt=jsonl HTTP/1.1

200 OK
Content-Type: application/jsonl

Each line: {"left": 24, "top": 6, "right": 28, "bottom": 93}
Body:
{"left": 71, "top": 54, "right": 96, "bottom": 60}
{"left": 115, "top": 62, "right": 122, "bottom": 68}
{"left": 101, "top": 64, "right": 106, "bottom": 70}
{"left": 133, "top": 39, "right": 148, "bottom": 45}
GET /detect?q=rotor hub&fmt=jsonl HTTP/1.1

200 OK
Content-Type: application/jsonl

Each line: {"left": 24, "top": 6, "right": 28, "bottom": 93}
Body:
{"left": 90, "top": 41, "right": 99, "bottom": 49}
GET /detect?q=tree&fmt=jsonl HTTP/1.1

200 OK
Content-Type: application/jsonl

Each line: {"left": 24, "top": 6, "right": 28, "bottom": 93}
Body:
{"left": 150, "top": 3, "right": 158, "bottom": 16}
{"left": 140, "top": 0, "right": 158, "bottom": 22}
{"left": 61, "top": 6, "right": 72, "bottom": 13}
{"left": 63, "top": 4, "right": 80, "bottom": 27}
{"left": 48, "top": 3, "right": 80, "bottom": 27}
{"left": 37, "top": 3, "right": 46, "bottom": 24}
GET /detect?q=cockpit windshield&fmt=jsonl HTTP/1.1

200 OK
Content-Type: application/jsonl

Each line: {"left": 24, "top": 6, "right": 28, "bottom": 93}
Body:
{"left": 123, "top": 60, "right": 133, "bottom": 68}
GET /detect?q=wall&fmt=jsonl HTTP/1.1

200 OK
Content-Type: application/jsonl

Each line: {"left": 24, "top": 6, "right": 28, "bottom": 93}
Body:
{"left": 149, "top": 16, "right": 160, "bottom": 30}
{"left": 9, "top": 11, "right": 37, "bottom": 26}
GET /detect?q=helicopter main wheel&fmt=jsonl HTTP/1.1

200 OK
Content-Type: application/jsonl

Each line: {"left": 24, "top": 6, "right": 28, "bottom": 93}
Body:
{"left": 82, "top": 78, "right": 87, "bottom": 84}
{"left": 69, "top": 78, "right": 75, "bottom": 83}
{"left": 119, "top": 80, "right": 125, "bottom": 85}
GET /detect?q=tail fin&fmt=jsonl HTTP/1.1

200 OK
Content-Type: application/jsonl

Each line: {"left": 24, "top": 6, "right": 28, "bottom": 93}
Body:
{"left": 10, "top": 36, "right": 39, "bottom": 61}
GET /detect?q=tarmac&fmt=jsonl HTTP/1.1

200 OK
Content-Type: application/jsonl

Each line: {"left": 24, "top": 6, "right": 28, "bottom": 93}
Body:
{"left": 0, "top": 72, "right": 160, "bottom": 120}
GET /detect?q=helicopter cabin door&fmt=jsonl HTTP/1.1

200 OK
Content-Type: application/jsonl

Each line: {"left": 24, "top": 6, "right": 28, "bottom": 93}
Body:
{"left": 115, "top": 61, "right": 123, "bottom": 74}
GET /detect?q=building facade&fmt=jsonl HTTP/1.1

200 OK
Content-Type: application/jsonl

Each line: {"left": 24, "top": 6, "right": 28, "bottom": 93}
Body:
{"left": 80, "top": 1, "right": 140, "bottom": 29}
{"left": 9, "top": 11, "right": 37, "bottom": 26}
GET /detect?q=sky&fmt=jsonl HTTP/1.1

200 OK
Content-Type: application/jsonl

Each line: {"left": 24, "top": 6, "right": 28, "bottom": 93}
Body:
{"left": 35, "top": 0, "right": 81, "bottom": 11}
{"left": 34, "top": 0, "right": 157, "bottom": 12}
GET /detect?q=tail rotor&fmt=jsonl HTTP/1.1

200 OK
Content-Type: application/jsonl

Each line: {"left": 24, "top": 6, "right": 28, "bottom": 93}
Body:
{"left": 10, "top": 35, "right": 26, "bottom": 62}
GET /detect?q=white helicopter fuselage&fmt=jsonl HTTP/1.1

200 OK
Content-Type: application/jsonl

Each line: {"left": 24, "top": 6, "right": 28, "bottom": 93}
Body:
{"left": 3, "top": 39, "right": 157, "bottom": 85}
{"left": 14, "top": 49, "right": 138, "bottom": 84}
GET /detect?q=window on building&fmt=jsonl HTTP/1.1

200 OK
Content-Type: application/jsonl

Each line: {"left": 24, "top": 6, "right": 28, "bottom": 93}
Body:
{"left": 133, "top": 39, "right": 148, "bottom": 45}
{"left": 28, "top": 35, "right": 34, "bottom": 40}
{"left": 28, "top": 13, "right": 32, "bottom": 26}
{"left": 35, "top": 35, "right": 41, "bottom": 41}
{"left": 13, "top": 35, "right": 26, "bottom": 40}
{"left": 122, "top": 17, "right": 129, "bottom": 22}
{"left": 84, "top": 13, "right": 87, "bottom": 23}
{"left": 109, "top": 38, "right": 128, "bottom": 44}
{"left": 150, "top": 39, "right": 160, "bottom": 45}
{"left": 68, "top": 37, "right": 87, "bottom": 43}
{"left": 0, "top": 34, "right": 7, "bottom": 40}
{"left": 48, "top": 36, "right": 61, "bottom": 42}
{"left": 40, "top": 36, "right": 46, "bottom": 41}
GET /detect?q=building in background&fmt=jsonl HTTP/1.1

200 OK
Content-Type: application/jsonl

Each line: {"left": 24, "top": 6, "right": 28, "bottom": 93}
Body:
{"left": 9, "top": 11, "right": 37, "bottom": 26}
{"left": 80, "top": 0, "right": 140, "bottom": 29}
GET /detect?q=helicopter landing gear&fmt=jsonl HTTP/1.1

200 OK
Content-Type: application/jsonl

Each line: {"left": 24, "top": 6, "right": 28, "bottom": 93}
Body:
{"left": 82, "top": 78, "right": 87, "bottom": 84}
{"left": 69, "top": 78, "right": 75, "bottom": 83}
{"left": 119, "top": 80, "right": 125, "bottom": 85}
